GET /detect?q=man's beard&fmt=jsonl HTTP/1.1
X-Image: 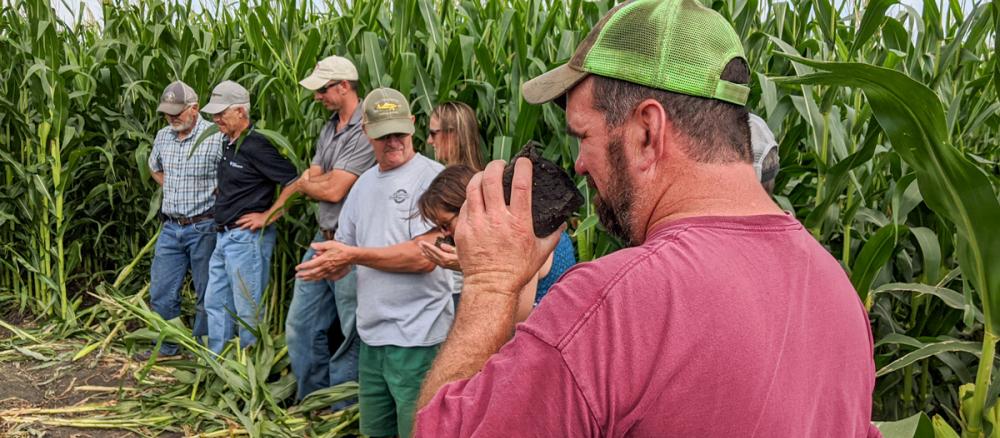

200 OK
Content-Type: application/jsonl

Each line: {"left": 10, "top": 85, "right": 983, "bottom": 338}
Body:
{"left": 170, "top": 117, "right": 195, "bottom": 132}
{"left": 591, "top": 136, "right": 636, "bottom": 247}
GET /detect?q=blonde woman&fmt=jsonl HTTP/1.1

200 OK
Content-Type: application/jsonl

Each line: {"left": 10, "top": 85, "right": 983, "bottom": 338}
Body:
{"left": 424, "top": 102, "right": 483, "bottom": 309}
{"left": 427, "top": 101, "right": 484, "bottom": 170}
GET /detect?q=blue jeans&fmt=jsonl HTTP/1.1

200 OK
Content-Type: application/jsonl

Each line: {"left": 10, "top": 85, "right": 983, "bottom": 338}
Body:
{"left": 205, "top": 225, "right": 277, "bottom": 354}
{"left": 329, "top": 336, "right": 360, "bottom": 410}
{"left": 287, "top": 232, "right": 360, "bottom": 403}
{"left": 149, "top": 219, "right": 216, "bottom": 356}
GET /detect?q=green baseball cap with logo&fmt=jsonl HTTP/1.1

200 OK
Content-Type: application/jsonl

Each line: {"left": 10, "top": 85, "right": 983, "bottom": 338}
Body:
{"left": 202, "top": 80, "right": 250, "bottom": 115}
{"left": 362, "top": 88, "right": 414, "bottom": 139}
{"left": 157, "top": 81, "right": 198, "bottom": 115}
{"left": 522, "top": 0, "right": 749, "bottom": 106}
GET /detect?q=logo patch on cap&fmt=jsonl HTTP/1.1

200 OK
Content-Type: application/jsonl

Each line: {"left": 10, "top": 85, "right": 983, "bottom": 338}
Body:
{"left": 164, "top": 91, "right": 177, "bottom": 102}
{"left": 375, "top": 101, "right": 399, "bottom": 112}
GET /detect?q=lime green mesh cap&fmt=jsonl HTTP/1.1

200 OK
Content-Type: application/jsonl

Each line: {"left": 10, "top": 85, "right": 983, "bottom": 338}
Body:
{"left": 522, "top": 0, "right": 749, "bottom": 106}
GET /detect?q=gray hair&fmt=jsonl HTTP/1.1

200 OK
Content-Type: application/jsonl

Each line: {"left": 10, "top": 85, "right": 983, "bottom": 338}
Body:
{"left": 233, "top": 103, "right": 251, "bottom": 119}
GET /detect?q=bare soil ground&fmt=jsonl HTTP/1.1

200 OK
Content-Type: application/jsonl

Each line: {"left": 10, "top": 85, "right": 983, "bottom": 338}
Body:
{"left": 0, "top": 316, "right": 181, "bottom": 437}
{"left": 0, "top": 354, "right": 135, "bottom": 437}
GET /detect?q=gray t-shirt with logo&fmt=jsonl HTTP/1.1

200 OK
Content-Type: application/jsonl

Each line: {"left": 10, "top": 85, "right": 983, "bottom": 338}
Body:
{"left": 312, "top": 105, "right": 375, "bottom": 231}
{"left": 335, "top": 154, "right": 454, "bottom": 347}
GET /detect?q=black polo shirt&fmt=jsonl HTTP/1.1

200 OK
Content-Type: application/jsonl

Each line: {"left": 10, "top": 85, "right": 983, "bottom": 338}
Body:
{"left": 214, "top": 126, "right": 299, "bottom": 227}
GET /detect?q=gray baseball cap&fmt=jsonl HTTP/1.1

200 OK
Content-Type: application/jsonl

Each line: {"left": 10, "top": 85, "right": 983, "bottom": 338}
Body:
{"left": 362, "top": 88, "right": 414, "bottom": 139}
{"left": 749, "top": 113, "right": 779, "bottom": 182}
{"left": 157, "top": 81, "right": 198, "bottom": 115}
{"left": 202, "top": 80, "right": 250, "bottom": 115}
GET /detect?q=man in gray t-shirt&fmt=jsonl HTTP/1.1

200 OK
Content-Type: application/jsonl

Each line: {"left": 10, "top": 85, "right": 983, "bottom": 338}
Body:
{"left": 287, "top": 56, "right": 375, "bottom": 403}
{"left": 296, "top": 88, "right": 452, "bottom": 438}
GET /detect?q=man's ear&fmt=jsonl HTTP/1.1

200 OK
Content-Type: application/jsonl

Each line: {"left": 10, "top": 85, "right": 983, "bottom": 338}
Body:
{"left": 633, "top": 99, "right": 669, "bottom": 172}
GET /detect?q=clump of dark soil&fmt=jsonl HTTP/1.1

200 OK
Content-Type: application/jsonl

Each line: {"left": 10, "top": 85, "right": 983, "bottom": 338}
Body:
{"left": 435, "top": 235, "right": 455, "bottom": 248}
{"left": 503, "top": 142, "right": 584, "bottom": 237}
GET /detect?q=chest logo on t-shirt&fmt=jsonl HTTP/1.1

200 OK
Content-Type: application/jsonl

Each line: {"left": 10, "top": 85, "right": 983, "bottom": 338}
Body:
{"left": 228, "top": 160, "right": 245, "bottom": 169}
{"left": 390, "top": 189, "right": 409, "bottom": 204}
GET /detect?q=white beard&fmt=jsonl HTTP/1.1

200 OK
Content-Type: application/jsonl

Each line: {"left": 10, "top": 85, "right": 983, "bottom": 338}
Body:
{"left": 170, "top": 119, "right": 195, "bottom": 132}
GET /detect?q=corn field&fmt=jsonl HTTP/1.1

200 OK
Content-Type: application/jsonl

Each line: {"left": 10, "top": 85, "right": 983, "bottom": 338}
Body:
{"left": 0, "top": 0, "right": 998, "bottom": 435}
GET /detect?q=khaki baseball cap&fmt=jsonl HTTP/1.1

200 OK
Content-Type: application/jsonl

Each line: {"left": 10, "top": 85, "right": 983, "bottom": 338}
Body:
{"left": 202, "top": 80, "right": 250, "bottom": 115}
{"left": 300, "top": 56, "right": 359, "bottom": 90}
{"left": 362, "top": 88, "right": 414, "bottom": 139}
{"left": 157, "top": 81, "right": 198, "bottom": 115}
{"left": 521, "top": 0, "right": 749, "bottom": 106}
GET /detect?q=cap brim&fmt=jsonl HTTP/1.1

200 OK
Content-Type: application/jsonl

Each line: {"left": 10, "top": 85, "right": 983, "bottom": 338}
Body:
{"left": 157, "top": 102, "right": 186, "bottom": 115}
{"left": 299, "top": 73, "right": 328, "bottom": 91}
{"left": 521, "top": 63, "right": 590, "bottom": 104}
{"left": 365, "top": 118, "right": 415, "bottom": 140}
{"left": 201, "top": 102, "right": 229, "bottom": 115}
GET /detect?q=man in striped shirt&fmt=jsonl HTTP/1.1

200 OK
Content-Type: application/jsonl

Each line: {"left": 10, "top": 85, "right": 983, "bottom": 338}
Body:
{"left": 141, "top": 81, "right": 224, "bottom": 360}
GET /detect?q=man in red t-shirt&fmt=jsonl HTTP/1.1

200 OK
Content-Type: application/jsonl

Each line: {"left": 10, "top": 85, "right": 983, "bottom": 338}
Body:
{"left": 413, "top": 0, "right": 878, "bottom": 436}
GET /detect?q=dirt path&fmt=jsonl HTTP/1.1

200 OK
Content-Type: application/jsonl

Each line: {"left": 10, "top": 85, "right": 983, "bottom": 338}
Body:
{"left": 0, "top": 326, "right": 184, "bottom": 438}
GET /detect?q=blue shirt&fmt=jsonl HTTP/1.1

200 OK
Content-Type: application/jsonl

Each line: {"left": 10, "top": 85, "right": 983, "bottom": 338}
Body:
{"left": 535, "top": 231, "right": 576, "bottom": 304}
{"left": 148, "top": 118, "right": 224, "bottom": 217}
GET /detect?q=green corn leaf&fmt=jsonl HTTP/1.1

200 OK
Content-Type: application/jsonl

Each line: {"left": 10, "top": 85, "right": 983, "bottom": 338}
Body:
{"left": 910, "top": 227, "right": 942, "bottom": 284}
{"left": 851, "top": 224, "right": 908, "bottom": 303}
{"left": 871, "top": 282, "right": 983, "bottom": 323}
{"left": 876, "top": 339, "right": 982, "bottom": 377}
{"left": 849, "top": 0, "right": 899, "bottom": 57}
{"left": 776, "top": 56, "right": 1000, "bottom": 334}
{"left": 873, "top": 412, "right": 934, "bottom": 438}
{"left": 255, "top": 127, "right": 303, "bottom": 171}
{"left": 361, "top": 32, "right": 387, "bottom": 89}
{"left": 932, "top": 415, "right": 960, "bottom": 438}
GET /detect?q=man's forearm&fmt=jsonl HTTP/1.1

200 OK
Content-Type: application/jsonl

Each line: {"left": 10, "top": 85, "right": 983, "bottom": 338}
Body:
{"left": 301, "top": 170, "right": 356, "bottom": 204}
{"left": 417, "top": 278, "right": 520, "bottom": 409}
{"left": 350, "top": 240, "right": 437, "bottom": 273}
{"left": 151, "top": 171, "right": 164, "bottom": 186}
{"left": 264, "top": 179, "right": 301, "bottom": 221}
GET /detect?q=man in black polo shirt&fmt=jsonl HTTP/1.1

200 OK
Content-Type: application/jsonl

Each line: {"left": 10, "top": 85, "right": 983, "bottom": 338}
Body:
{"left": 200, "top": 80, "right": 300, "bottom": 354}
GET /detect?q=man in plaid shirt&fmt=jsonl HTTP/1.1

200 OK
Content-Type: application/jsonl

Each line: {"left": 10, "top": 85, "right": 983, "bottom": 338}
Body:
{"left": 141, "top": 81, "right": 224, "bottom": 360}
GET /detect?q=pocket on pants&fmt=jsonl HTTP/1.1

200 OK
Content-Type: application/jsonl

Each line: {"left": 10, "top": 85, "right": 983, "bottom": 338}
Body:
{"left": 194, "top": 219, "right": 218, "bottom": 235}
{"left": 226, "top": 228, "right": 258, "bottom": 244}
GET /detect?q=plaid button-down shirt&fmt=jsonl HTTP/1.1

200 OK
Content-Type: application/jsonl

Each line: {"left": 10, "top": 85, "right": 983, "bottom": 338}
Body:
{"left": 148, "top": 117, "right": 224, "bottom": 218}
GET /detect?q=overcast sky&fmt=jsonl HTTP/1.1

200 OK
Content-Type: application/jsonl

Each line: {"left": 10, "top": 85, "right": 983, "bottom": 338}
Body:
{"left": 55, "top": 0, "right": 975, "bottom": 27}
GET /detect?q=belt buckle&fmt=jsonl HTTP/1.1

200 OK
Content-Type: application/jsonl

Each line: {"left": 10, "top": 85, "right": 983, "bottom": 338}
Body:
{"left": 172, "top": 213, "right": 212, "bottom": 226}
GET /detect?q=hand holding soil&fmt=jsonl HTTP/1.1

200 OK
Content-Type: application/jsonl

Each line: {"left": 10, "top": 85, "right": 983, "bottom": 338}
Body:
{"left": 295, "top": 240, "right": 353, "bottom": 281}
{"left": 418, "top": 240, "right": 461, "bottom": 271}
{"left": 502, "top": 142, "right": 583, "bottom": 237}
{"left": 456, "top": 159, "right": 565, "bottom": 296}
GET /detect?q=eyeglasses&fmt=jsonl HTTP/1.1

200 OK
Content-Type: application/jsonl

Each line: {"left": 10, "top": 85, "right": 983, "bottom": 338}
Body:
{"left": 428, "top": 127, "right": 451, "bottom": 139}
{"left": 436, "top": 213, "right": 459, "bottom": 234}
{"left": 374, "top": 132, "right": 408, "bottom": 143}
{"left": 164, "top": 105, "right": 194, "bottom": 119}
{"left": 316, "top": 81, "right": 344, "bottom": 94}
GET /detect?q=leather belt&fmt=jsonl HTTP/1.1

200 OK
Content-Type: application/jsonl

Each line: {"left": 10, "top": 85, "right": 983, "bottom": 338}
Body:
{"left": 166, "top": 213, "right": 213, "bottom": 226}
{"left": 321, "top": 227, "right": 337, "bottom": 241}
{"left": 216, "top": 223, "right": 242, "bottom": 232}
